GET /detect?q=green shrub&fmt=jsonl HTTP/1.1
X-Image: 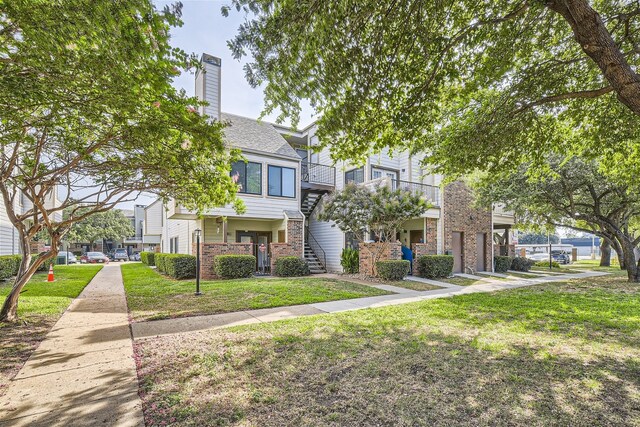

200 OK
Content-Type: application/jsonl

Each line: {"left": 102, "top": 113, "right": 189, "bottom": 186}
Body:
{"left": 417, "top": 255, "right": 454, "bottom": 279}
{"left": 140, "top": 251, "right": 155, "bottom": 266}
{"left": 340, "top": 248, "right": 359, "bottom": 274}
{"left": 163, "top": 254, "right": 196, "bottom": 279}
{"left": 376, "top": 260, "right": 410, "bottom": 280}
{"left": 155, "top": 253, "right": 167, "bottom": 273}
{"left": 494, "top": 256, "right": 513, "bottom": 273}
{"left": 214, "top": 255, "right": 256, "bottom": 279}
{"left": 274, "top": 256, "right": 310, "bottom": 277}
{"left": 534, "top": 260, "right": 561, "bottom": 269}
{"left": 511, "top": 257, "right": 536, "bottom": 272}
{"left": 0, "top": 255, "right": 21, "bottom": 280}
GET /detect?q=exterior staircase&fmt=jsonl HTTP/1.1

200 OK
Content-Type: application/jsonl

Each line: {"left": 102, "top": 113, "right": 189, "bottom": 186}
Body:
{"left": 304, "top": 242, "right": 326, "bottom": 274}
{"left": 301, "top": 192, "right": 323, "bottom": 217}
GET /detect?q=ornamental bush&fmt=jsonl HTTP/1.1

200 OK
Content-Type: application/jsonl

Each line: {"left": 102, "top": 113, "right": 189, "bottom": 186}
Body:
{"left": 416, "top": 255, "right": 454, "bottom": 279}
{"left": 376, "top": 260, "right": 410, "bottom": 280}
{"left": 494, "top": 256, "right": 513, "bottom": 273}
{"left": 274, "top": 256, "right": 310, "bottom": 277}
{"left": 340, "top": 247, "right": 359, "bottom": 274}
{"left": 140, "top": 251, "right": 155, "bottom": 266}
{"left": 0, "top": 255, "right": 21, "bottom": 280}
{"left": 163, "top": 254, "right": 196, "bottom": 279}
{"left": 534, "top": 260, "right": 561, "bottom": 269}
{"left": 214, "top": 255, "right": 256, "bottom": 279}
{"left": 511, "top": 257, "right": 536, "bottom": 272}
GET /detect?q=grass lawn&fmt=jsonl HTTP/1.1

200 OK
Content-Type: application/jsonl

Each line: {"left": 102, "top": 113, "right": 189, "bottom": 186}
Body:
{"left": 0, "top": 264, "right": 102, "bottom": 393}
{"left": 386, "top": 280, "right": 442, "bottom": 291}
{"left": 135, "top": 272, "right": 640, "bottom": 426}
{"left": 122, "top": 263, "right": 391, "bottom": 322}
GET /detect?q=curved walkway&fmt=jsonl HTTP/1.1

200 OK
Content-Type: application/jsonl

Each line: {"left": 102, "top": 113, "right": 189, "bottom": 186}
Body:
{"left": 0, "top": 264, "right": 144, "bottom": 427}
{"left": 131, "top": 269, "right": 608, "bottom": 340}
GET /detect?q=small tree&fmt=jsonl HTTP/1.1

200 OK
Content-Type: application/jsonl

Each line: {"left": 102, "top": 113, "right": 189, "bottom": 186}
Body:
{"left": 0, "top": 1, "right": 244, "bottom": 321}
{"left": 65, "top": 208, "right": 134, "bottom": 250}
{"left": 319, "top": 182, "right": 430, "bottom": 275}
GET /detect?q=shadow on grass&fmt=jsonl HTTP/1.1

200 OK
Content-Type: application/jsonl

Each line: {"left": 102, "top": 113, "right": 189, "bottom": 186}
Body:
{"left": 134, "top": 278, "right": 640, "bottom": 426}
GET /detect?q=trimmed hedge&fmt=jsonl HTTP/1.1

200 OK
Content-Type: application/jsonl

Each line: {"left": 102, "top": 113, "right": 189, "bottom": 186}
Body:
{"left": 140, "top": 251, "right": 155, "bottom": 266}
{"left": 0, "top": 255, "right": 21, "bottom": 280}
{"left": 494, "top": 256, "right": 513, "bottom": 273}
{"left": 163, "top": 254, "right": 196, "bottom": 279}
{"left": 214, "top": 255, "right": 256, "bottom": 279}
{"left": 274, "top": 256, "right": 310, "bottom": 277}
{"left": 154, "top": 253, "right": 168, "bottom": 274}
{"left": 416, "top": 255, "right": 454, "bottom": 279}
{"left": 376, "top": 260, "right": 410, "bottom": 280}
{"left": 534, "top": 260, "right": 561, "bottom": 269}
{"left": 511, "top": 257, "right": 536, "bottom": 272}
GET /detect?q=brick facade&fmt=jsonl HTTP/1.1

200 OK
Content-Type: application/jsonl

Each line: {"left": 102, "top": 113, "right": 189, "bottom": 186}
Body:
{"left": 443, "top": 181, "right": 492, "bottom": 273}
{"left": 359, "top": 242, "right": 402, "bottom": 276}
{"left": 269, "top": 243, "right": 298, "bottom": 272}
{"left": 192, "top": 242, "right": 253, "bottom": 279}
{"left": 286, "top": 219, "right": 304, "bottom": 257}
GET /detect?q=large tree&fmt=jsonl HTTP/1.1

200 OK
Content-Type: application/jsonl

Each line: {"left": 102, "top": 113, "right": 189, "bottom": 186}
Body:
{"left": 473, "top": 156, "right": 640, "bottom": 282}
{"left": 64, "top": 208, "right": 134, "bottom": 249}
{"left": 224, "top": 1, "right": 640, "bottom": 178}
{"left": 0, "top": 1, "right": 243, "bottom": 321}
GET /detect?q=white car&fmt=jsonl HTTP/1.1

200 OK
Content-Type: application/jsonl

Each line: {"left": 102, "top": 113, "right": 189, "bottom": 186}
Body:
{"left": 528, "top": 253, "right": 551, "bottom": 261}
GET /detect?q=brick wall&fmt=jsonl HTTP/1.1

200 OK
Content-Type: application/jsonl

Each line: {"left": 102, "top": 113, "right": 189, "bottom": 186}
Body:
{"left": 192, "top": 242, "right": 253, "bottom": 279}
{"left": 269, "top": 243, "right": 298, "bottom": 272}
{"left": 425, "top": 218, "right": 438, "bottom": 253}
{"left": 412, "top": 243, "right": 430, "bottom": 273}
{"left": 286, "top": 219, "right": 304, "bottom": 256}
{"left": 443, "top": 181, "right": 492, "bottom": 273}
{"left": 359, "top": 242, "right": 401, "bottom": 276}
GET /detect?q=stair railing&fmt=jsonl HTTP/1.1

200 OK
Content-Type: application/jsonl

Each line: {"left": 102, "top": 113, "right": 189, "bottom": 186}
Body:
{"left": 306, "top": 229, "right": 327, "bottom": 271}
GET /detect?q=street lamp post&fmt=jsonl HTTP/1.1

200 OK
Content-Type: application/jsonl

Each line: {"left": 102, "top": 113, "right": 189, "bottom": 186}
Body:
{"left": 548, "top": 232, "right": 552, "bottom": 270}
{"left": 194, "top": 229, "right": 202, "bottom": 296}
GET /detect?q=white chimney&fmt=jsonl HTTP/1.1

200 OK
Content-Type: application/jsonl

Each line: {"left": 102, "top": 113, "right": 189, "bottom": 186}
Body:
{"left": 195, "top": 53, "right": 221, "bottom": 121}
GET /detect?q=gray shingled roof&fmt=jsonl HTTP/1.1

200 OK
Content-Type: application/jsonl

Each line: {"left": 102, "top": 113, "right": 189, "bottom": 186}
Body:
{"left": 221, "top": 113, "right": 300, "bottom": 159}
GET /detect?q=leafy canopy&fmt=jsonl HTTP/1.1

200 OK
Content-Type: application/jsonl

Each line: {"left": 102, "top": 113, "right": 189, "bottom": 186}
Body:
{"left": 225, "top": 1, "right": 640, "bottom": 178}
{"left": 64, "top": 208, "right": 134, "bottom": 244}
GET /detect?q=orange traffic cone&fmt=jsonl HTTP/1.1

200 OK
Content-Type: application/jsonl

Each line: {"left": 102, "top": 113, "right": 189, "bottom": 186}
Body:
{"left": 47, "top": 264, "right": 54, "bottom": 282}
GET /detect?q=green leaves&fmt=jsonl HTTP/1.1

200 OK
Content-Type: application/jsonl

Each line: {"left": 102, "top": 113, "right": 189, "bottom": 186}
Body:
{"left": 225, "top": 1, "right": 640, "bottom": 179}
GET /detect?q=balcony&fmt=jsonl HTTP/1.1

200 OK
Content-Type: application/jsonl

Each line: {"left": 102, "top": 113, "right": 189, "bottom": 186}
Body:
{"left": 301, "top": 162, "right": 335, "bottom": 190}
{"left": 123, "top": 235, "right": 143, "bottom": 243}
{"left": 391, "top": 179, "right": 440, "bottom": 206}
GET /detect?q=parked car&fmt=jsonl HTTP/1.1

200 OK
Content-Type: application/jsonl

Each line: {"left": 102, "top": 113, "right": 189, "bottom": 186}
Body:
{"left": 56, "top": 251, "right": 78, "bottom": 264}
{"left": 84, "top": 252, "right": 110, "bottom": 263}
{"left": 129, "top": 251, "right": 141, "bottom": 261}
{"left": 551, "top": 250, "right": 571, "bottom": 264}
{"left": 112, "top": 248, "right": 129, "bottom": 262}
{"left": 527, "top": 253, "right": 550, "bottom": 262}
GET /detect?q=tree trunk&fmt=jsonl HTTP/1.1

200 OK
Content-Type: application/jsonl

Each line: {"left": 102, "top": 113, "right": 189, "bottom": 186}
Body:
{"left": 599, "top": 239, "right": 611, "bottom": 267}
{"left": 547, "top": 0, "right": 640, "bottom": 116}
{"left": 0, "top": 239, "right": 52, "bottom": 322}
{"left": 620, "top": 239, "right": 640, "bottom": 282}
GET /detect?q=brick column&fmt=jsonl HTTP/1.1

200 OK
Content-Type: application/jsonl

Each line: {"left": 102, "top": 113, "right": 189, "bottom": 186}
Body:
{"left": 286, "top": 219, "right": 304, "bottom": 257}
{"left": 359, "top": 242, "right": 401, "bottom": 277}
{"left": 270, "top": 243, "right": 297, "bottom": 273}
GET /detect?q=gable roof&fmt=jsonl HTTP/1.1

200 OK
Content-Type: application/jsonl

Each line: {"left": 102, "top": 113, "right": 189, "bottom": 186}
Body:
{"left": 221, "top": 112, "right": 300, "bottom": 160}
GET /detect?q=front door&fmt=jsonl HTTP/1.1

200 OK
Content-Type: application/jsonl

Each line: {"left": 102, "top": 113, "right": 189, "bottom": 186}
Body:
{"left": 476, "top": 233, "right": 486, "bottom": 272}
{"left": 410, "top": 230, "right": 423, "bottom": 245}
{"left": 236, "top": 231, "right": 271, "bottom": 271}
{"left": 452, "top": 232, "right": 463, "bottom": 273}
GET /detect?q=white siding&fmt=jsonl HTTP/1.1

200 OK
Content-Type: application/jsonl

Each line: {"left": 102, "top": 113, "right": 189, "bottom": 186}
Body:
{"left": 200, "top": 152, "right": 301, "bottom": 220}
{"left": 0, "top": 194, "right": 19, "bottom": 255}
{"left": 309, "top": 204, "right": 345, "bottom": 273}
{"left": 163, "top": 216, "right": 196, "bottom": 254}
{"left": 144, "top": 199, "right": 164, "bottom": 235}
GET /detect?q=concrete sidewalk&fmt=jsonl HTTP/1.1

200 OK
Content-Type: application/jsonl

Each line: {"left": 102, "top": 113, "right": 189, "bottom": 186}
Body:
{"left": 131, "top": 270, "right": 608, "bottom": 340}
{"left": 0, "top": 264, "right": 144, "bottom": 427}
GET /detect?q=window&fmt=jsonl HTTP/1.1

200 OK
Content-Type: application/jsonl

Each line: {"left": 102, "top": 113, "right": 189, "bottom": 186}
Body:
{"left": 169, "top": 237, "right": 179, "bottom": 253}
{"left": 268, "top": 165, "right": 296, "bottom": 197}
{"left": 231, "top": 161, "right": 262, "bottom": 195}
{"left": 345, "top": 167, "right": 364, "bottom": 184}
{"left": 371, "top": 167, "right": 398, "bottom": 181}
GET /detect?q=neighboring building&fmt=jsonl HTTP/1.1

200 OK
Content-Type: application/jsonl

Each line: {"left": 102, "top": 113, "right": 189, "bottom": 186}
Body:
{"left": 0, "top": 188, "right": 61, "bottom": 255}
{"left": 147, "top": 53, "right": 515, "bottom": 276}
{"left": 560, "top": 237, "right": 601, "bottom": 257}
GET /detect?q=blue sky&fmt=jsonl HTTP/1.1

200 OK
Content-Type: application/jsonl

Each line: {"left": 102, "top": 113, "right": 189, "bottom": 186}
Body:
{"left": 126, "top": 1, "right": 313, "bottom": 208}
